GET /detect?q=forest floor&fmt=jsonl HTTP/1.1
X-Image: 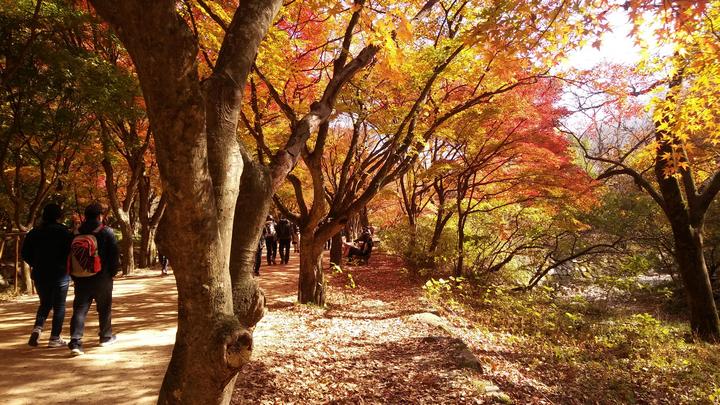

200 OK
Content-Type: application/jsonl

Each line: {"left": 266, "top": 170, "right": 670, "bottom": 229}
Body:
{"left": 0, "top": 252, "right": 513, "bottom": 404}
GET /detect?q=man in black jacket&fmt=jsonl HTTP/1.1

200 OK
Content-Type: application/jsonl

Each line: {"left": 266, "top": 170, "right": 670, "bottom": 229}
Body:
{"left": 67, "top": 203, "right": 120, "bottom": 356}
{"left": 22, "top": 203, "right": 73, "bottom": 348}
{"left": 276, "top": 218, "right": 293, "bottom": 265}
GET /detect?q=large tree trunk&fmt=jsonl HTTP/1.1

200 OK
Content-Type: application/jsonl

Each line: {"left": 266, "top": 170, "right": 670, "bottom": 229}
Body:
{"left": 298, "top": 235, "right": 325, "bottom": 305}
{"left": 653, "top": 98, "right": 720, "bottom": 342}
{"left": 330, "top": 232, "right": 343, "bottom": 266}
{"left": 138, "top": 181, "right": 165, "bottom": 268}
{"left": 671, "top": 224, "right": 720, "bottom": 341}
{"left": 138, "top": 224, "right": 152, "bottom": 268}
{"left": 87, "top": 1, "right": 283, "bottom": 404}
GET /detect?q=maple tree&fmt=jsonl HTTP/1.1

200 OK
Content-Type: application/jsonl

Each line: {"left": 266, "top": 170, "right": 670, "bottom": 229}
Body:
{"left": 562, "top": 1, "right": 720, "bottom": 342}
{"left": 248, "top": 0, "right": 604, "bottom": 305}
{"left": 6, "top": 0, "right": 720, "bottom": 403}
{"left": 0, "top": 0, "right": 116, "bottom": 291}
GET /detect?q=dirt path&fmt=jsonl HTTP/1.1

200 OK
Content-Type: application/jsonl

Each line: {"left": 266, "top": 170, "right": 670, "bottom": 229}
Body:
{"left": 1, "top": 252, "right": 489, "bottom": 404}
{"left": 0, "top": 270, "right": 177, "bottom": 405}
{"left": 0, "top": 252, "right": 305, "bottom": 405}
{"left": 233, "top": 255, "right": 488, "bottom": 404}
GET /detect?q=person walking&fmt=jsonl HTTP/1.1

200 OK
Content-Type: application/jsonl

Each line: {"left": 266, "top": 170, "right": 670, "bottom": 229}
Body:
{"left": 264, "top": 215, "right": 278, "bottom": 265}
{"left": 21, "top": 203, "right": 73, "bottom": 348}
{"left": 67, "top": 203, "right": 120, "bottom": 356}
{"left": 276, "top": 217, "right": 292, "bottom": 265}
{"left": 158, "top": 253, "right": 169, "bottom": 276}
{"left": 291, "top": 223, "right": 300, "bottom": 253}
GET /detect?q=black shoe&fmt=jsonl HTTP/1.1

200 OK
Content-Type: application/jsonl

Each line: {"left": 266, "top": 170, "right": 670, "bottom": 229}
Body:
{"left": 68, "top": 339, "right": 84, "bottom": 356}
{"left": 28, "top": 328, "right": 41, "bottom": 347}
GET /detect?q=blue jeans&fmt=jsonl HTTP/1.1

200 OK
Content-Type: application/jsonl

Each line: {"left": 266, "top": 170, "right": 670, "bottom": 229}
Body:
{"left": 33, "top": 278, "right": 70, "bottom": 337}
{"left": 278, "top": 239, "right": 291, "bottom": 264}
{"left": 70, "top": 276, "right": 114, "bottom": 342}
{"left": 265, "top": 238, "right": 277, "bottom": 264}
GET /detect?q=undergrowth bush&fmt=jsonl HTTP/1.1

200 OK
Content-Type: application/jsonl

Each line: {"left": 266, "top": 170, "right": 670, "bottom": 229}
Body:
{"left": 382, "top": 219, "right": 457, "bottom": 273}
{"left": 424, "top": 277, "right": 720, "bottom": 403}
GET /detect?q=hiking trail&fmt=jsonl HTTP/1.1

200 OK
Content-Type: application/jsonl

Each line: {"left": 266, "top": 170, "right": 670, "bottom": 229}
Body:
{"left": 0, "top": 252, "right": 494, "bottom": 404}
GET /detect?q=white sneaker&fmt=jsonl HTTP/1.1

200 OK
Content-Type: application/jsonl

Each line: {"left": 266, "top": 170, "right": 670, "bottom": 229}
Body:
{"left": 48, "top": 337, "right": 66, "bottom": 348}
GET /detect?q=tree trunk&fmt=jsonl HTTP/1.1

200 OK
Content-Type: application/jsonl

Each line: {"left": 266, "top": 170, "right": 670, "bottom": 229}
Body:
{"left": 298, "top": 236, "right": 325, "bottom": 305}
{"left": 21, "top": 261, "right": 32, "bottom": 294}
{"left": 138, "top": 224, "right": 152, "bottom": 268}
{"left": 118, "top": 219, "right": 135, "bottom": 275}
{"left": 330, "top": 232, "right": 343, "bottom": 266}
{"left": 671, "top": 224, "right": 720, "bottom": 341}
{"left": 455, "top": 215, "right": 466, "bottom": 277}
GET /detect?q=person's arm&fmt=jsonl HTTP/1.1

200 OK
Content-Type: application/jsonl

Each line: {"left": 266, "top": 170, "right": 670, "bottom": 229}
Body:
{"left": 104, "top": 229, "right": 121, "bottom": 277}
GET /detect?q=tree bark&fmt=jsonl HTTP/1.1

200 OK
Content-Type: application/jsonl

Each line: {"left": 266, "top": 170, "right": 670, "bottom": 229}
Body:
{"left": 330, "top": 232, "right": 343, "bottom": 266}
{"left": 298, "top": 235, "right": 325, "bottom": 305}
{"left": 87, "top": 1, "right": 283, "bottom": 404}
{"left": 118, "top": 217, "right": 135, "bottom": 275}
{"left": 138, "top": 224, "right": 152, "bottom": 268}
{"left": 455, "top": 215, "right": 466, "bottom": 277}
{"left": 671, "top": 224, "right": 720, "bottom": 341}
{"left": 651, "top": 79, "right": 720, "bottom": 342}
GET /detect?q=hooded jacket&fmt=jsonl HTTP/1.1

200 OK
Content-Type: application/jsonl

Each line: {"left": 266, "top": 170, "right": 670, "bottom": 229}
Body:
{"left": 21, "top": 222, "right": 73, "bottom": 283}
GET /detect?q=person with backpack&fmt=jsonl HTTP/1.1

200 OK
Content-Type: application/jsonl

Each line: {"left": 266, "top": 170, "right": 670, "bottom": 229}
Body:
{"left": 291, "top": 223, "right": 300, "bottom": 253}
{"left": 264, "top": 215, "right": 278, "bottom": 265}
{"left": 67, "top": 203, "right": 120, "bottom": 356}
{"left": 276, "top": 217, "right": 293, "bottom": 265}
{"left": 21, "top": 203, "right": 73, "bottom": 348}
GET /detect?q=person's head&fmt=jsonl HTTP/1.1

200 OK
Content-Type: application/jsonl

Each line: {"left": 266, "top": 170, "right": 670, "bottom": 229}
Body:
{"left": 84, "top": 202, "right": 104, "bottom": 221}
{"left": 267, "top": 215, "right": 273, "bottom": 221}
{"left": 41, "top": 203, "right": 63, "bottom": 224}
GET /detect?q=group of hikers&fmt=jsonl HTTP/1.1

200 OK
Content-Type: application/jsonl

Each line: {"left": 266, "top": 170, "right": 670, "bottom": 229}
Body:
{"left": 253, "top": 215, "right": 375, "bottom": 276}
{"left": 254, "top": 215, "right": 298, "bottom": 275}
{"left": 21, "top": 202, "right": 120, "bottom": 356}
{"left": 21, "top": 203, "right": 376, "bottom": 353}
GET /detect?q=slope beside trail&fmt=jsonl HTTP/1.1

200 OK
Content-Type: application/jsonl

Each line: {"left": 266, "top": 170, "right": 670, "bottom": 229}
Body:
{"left": 0, "top": 252, "right": 491, "bottom": 404}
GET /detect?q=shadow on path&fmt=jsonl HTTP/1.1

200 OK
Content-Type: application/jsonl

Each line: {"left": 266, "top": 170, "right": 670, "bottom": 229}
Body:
{"left": 0, "top": 250, "right": 302, "bottom": 405}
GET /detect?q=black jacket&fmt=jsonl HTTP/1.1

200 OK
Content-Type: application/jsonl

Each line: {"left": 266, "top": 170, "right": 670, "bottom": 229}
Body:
{"left": 21, "top": 222, "right": 73, "bottom": 283}
{"left": 276, "top": 219, "right": 293, "bottom": 240}
{"left": 74, "top": 219, "right": 121, "bottom": 278}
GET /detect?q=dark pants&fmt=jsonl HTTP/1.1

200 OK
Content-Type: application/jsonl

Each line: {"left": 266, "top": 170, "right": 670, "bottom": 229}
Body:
{"left": 70, "top": 275, "right": 114, "bottom": 342}
{"left": 254, "top": 247, "right": 262, "bottom": 275}
{"left": 279, "top": 239, "right": 291, "bottom": 264}
{"left": 265, "top": 238, "right": 277, "bottom": 264}
{"left": 159, "top": 255, "right": 169, "bottom": 274}
{"left": 348, "top": 246, "right": 366, "bottom": 260}
{"left": 33, "top": 278, "right": 70, "bottom": 337}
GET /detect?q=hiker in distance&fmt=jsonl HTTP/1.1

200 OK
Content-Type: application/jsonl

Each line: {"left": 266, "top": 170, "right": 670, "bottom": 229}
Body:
{"left": 264, "top": 215, "right": 278, "bottom": 265}
{"left": 67, "top": 203, "right": 120, "bottom": 356}
{"left": 254, "top": 234, "right": 263, "bottom": 276}
{"left": 22, "top": 203, "right": 73, "bottom": 348}
{"left": 277, "top": 217, "right": 293, "bottom": 265}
